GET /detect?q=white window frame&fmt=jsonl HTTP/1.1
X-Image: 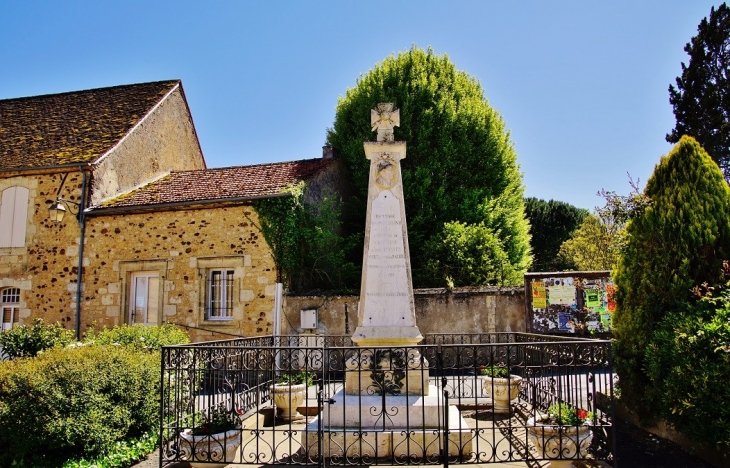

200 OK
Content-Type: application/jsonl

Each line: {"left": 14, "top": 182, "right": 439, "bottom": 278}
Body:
{"left": 206, "top": 269, "right": 234, "bottom": 321}
{"left": 0, "top": 186, "right": 29, "bottom": 248}
{"left": 128, "top": 271, "right": 161, "bottom": 326}
{"left": 196, "top": 256, "right": 245, "bottom": 323}
{"left": 1, "top": 288, "right": 20, "bottom": 330}
{"left": 118, "top": 260, "right": 169, "bottom": 326}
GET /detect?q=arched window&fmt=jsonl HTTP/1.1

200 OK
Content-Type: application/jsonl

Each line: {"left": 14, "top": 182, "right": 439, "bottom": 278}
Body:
{"left": 1, "top": 288, "right": 20, "bottom": 330}
{"left": 0, "top": 186, "right": 29, "bottom": 248}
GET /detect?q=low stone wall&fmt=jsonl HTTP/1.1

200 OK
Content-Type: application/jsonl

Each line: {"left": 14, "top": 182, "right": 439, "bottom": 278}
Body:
{"left": 282, "top": 286, "right": 526, "bottom": 337}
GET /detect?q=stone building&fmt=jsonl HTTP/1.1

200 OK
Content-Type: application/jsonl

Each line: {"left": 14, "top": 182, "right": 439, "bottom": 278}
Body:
{"left": 0, "top": 80, "right": 342, "bottom": 341}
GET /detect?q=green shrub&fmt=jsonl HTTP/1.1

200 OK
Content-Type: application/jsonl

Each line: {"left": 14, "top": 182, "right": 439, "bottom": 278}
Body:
{"left": 0, "top": 317, "right": 75, "bottom": 358}
{"left": 62, "top": 431, "right": 158, "bottom": 468}
{"left": 644, "top": 284, "right": 730, "bottom": 446}
{"left": 424, "top": 220, "right": 519, "bottom": 287}
{"left": 614, "top": 136, "right": 730, "bottom": 413}
{"left": 0, "top": 345, "right": 159, "bottom": 467}
{"left": 85, "top": 322, "right": 189, "bottom": 350}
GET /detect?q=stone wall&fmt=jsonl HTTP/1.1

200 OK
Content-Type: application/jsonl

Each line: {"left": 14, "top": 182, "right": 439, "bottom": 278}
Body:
{"left": 282, "top": 286, "right": 526, "bottom": 337}
{"left": 90, "top": 87, "right": 205, "bottom": 206}
{"left": 82, "top": 205, "right": 276, "bottom": 341}
{"left": 0, "top": 171, "right": 86, "bottom": 328}
{"left": 0, "top": 169, "right": 277, "bottom": 341}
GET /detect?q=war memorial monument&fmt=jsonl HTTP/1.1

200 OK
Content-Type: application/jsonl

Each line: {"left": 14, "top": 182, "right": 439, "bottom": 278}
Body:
{"left": 305, "top": 104, "right": 472, "bottom": 458}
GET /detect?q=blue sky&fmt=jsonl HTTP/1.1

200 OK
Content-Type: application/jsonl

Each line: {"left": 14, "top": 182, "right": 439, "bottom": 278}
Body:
{"left": 0, "top": 1, "right": 723, "bottom": 210}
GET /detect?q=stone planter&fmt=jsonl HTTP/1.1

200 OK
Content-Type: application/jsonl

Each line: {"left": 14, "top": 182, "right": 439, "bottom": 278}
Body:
{"left": 271, "top": 383, "right": 308, "bottom": 421}
{"left": 178, "top": 427, "right": 241, "bottom": 468}
{"left": 482, "top": 374, "right": 522, "bottom": 412}
{"left": 526, "top": 415, "right": 593, "bottom": 468}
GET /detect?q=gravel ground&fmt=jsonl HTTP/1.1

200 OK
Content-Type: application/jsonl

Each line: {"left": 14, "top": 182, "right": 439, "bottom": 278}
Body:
{"left": 134, "top": 418, "right": 719, "bottom": 468}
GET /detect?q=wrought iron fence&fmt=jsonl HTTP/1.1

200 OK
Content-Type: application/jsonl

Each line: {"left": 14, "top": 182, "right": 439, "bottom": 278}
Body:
{"left": 160, "top": 333, "right": 615, "bottom": 467}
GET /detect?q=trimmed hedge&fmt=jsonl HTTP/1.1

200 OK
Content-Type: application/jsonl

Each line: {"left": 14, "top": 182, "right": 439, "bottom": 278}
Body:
{"left": 85, "top": 322, "right": 189, "bottom": 350}
{"left": 0, "top": 345, "right": 159, "bottom": 467}
{"left": 0, "top": 322, "right": 191, "bottom": 466}
{"left": 0, "top": 318, "right": 75, "bottom": 358}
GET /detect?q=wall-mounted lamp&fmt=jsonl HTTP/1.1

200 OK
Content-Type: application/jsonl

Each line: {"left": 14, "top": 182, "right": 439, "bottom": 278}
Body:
{"left": 50, "top": 171, "right": 89, "bottom": 340}
{"left": 49, "top": 198, "right": 81, "bottom": 223}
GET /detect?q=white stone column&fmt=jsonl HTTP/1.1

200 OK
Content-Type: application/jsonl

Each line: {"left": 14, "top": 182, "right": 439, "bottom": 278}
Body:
{"left": 351, "top": 141, "right": 423, "bottom": 347}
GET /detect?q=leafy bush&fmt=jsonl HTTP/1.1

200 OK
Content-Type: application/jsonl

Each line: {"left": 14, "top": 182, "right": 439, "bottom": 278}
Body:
{"left": 0, "top": 318, "right": 75, "bottom": 358}
{"left": 424, "top": 220, "right": 519, "bottom": 287}
{"left": 0, "top": 345, "right": 159, "bottom": 467}
{"left": 276, "top": 370, "right": 315, "bottom": 386}
{"left": 190, "top": 403, "right": 241, "bottom": 435}
{"left": 62, "top": 432, "right": 158, "bottom": 468}
{"left": 85, "top": 322, "right": 189, "bottom": 350}
{"left": 479, "top": 365, "right": 509, "bottom": 378}
{"left": 546, "top": 403, "right": 593, "bottom": 426}
{"left": 644, "top": 284, "right": 730, "bottom": 446}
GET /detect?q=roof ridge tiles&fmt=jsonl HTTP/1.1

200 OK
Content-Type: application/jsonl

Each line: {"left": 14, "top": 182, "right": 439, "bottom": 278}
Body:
{"left": 0, "top": 79, "right": 180, "bottom": 103}
{"left": 93, "top": 157, "right": 338, "bottom": 211}
{"left": 168, "top": 157, "right": 332, "bottom": 175}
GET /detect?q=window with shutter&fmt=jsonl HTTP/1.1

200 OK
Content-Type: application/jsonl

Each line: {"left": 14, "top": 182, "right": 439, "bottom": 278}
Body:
{"left": 0, "top": 187, "right": 29, "bottom": 248}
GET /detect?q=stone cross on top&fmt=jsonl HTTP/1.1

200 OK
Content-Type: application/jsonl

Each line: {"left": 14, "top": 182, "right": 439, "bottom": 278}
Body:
{"left": 371, "top": 103, "right": 400, "bottom": 142}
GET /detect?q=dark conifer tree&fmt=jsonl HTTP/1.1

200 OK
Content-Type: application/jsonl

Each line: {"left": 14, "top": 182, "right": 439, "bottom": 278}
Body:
{"left": 523, "top": 198, "right": 588, "bottom": 271}
{"left": 667, "top": 3, "right": 730, "bottom": 177}
{"left": 613, "top": 136, "right": 730, "bottom": 412}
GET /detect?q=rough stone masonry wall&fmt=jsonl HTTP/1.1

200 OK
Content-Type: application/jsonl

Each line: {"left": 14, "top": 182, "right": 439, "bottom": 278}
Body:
{"left": 0, "top": 171, "right": 86, "bottom": 328}
{"left": 90, "top": 87, "right": 206, "bottom": 206}
{"left": 283, "top": 287, "right": 526, "bottom": 337}
{"left": 82, "top": 206, "right": 277, "bottom": 342}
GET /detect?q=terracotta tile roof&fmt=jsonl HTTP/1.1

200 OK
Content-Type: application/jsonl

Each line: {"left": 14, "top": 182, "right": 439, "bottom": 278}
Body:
{"left": 0, "top": 80, "right": 180, "bottom": 169}
{"left": 94, "top": 158, "right": 336, "bottom": 210}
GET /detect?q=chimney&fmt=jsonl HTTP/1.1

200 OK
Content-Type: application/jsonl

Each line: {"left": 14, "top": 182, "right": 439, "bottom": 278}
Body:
{"left": 322, "top": 145, "right": 335, "bottom": 159}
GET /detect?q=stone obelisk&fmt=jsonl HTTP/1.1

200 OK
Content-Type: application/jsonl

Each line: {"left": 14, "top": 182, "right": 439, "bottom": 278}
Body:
{"left": 351, "top": 103, "right": 423, "bottom": 348}
{"left": 305, "top": 105, "right": 472, "bottom": 458}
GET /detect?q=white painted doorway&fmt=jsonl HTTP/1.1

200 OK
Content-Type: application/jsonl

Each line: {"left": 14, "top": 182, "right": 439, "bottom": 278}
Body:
{"left": 128, "top": 272, "right": 159, "bottom": 325}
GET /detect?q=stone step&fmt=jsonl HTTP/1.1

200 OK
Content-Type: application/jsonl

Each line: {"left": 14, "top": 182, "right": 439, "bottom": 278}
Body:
{"left": 303, "top": 411, "right": 473, "bottom": 458}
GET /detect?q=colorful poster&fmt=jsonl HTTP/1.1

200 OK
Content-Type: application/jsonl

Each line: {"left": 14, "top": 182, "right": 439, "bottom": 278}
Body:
{"left": 585, "top": 288, "right": 601, "bottom": 308}
{"left": 601, "top": 313, "right": 612, "bottom": 329}
{"left": 549, "top": 285, "right": 576, "bottom": 305}
{"left": 558, "top": 312, "right": 573, "bottom": 331}
{"left": 532, "top": 281, "right": 547, "bottom": 309}
{"left": 606, "top": 284, "right": 617, "bottom": 312}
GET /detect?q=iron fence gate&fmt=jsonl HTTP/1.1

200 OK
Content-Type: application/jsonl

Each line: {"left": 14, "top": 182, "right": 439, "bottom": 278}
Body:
{"left": 160, "top": 333, "right": 615, "bottom": 467}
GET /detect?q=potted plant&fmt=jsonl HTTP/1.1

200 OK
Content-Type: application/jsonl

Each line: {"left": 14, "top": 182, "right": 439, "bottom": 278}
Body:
{"left": 270, "top": 370, "right": 315, "bottom": 421}
{"left": 526, "top": 403, "right": 594, "bottom": 468}
{"left": 178, "top": 403, "right": 242, "bottom": 467}
{"left": 480, "top": 364, "right": 522, "bottom": 413}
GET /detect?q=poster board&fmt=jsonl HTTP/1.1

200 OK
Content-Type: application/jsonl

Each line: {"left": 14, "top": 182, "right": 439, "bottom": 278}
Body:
{"left": 526, "top": 271, "right": 614, "bottom": 334}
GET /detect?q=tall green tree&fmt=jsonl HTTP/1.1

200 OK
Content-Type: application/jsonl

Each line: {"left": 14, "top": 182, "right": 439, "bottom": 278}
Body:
{"left": 524, "top": 198, "right": 588, "bottom": 271}
{"left": 613, "top": 136, "right": 730, "bottom": 412}
{"left": 326, "top": 47, "right": 531, "bottom": 288}
{"left": 557, "top": 179, "right": 648, "bottom": 272}
{"left": 558, "top": 215, "right": 618, "bottom": 271}
{"left": 667, "top": 3, "right": 730, "bottom": 178}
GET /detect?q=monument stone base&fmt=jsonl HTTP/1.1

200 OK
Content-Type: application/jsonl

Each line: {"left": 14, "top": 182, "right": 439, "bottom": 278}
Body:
{"left": 344, "top": 369, "right": 429, "bottom": 396}
{"left": 344, "top": 346, "right": 430, "bottom": 396}
{"left": 304, "top": 387, "right": 473, "bottom": 458}
{"left": 303, "top": 419, "right": 473, "bottom": 458}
